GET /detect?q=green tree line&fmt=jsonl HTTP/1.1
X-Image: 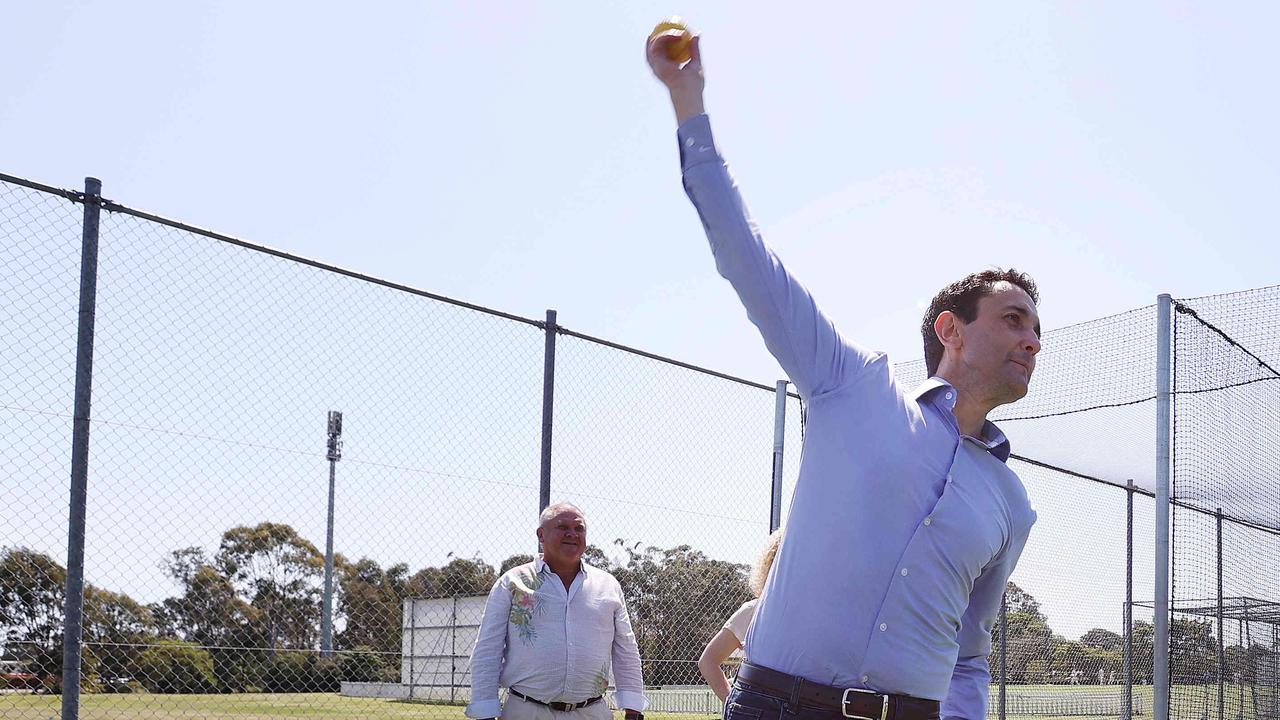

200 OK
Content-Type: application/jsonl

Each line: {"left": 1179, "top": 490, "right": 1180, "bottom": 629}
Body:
{"left": 1, "top": 526, "right": 1267, "bottom": 693}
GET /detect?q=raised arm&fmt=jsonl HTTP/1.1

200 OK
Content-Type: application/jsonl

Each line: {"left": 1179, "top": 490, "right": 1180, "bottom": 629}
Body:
{"left": 647, "top": 31, "right": 705, "bottom": 126}
{"left": 647, "top": 31, "right": 872, "bottom": 398}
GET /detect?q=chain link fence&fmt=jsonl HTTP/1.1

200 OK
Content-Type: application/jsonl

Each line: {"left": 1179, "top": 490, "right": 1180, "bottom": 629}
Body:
{"left": 1, "top": 172, "right": 1276, "bottom": 719}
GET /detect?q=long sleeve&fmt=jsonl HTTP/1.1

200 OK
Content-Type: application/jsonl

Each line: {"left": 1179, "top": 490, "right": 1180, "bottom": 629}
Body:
{"left": 942, "top": 520, "right": 1033, "bottom": 720}
{"left": 465, "top": 577, "right": 512, "bottom": 718}
{"left": 609, "top": 594, "right": 648, "bottom": 711}
{"left": 942, "top": 653, "right": 990, "bottom": 720}
{"left": 678, "top": 114, "right": 878, "bottom": 399}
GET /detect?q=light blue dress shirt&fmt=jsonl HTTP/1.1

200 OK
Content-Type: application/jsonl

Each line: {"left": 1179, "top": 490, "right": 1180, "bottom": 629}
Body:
{"left": 677, "top": 114, "right": 1036, "bottom": 720}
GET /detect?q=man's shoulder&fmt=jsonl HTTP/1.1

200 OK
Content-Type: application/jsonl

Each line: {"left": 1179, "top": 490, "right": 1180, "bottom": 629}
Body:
{"left": 498, "top": 560, "right": 542, "bottom": 585}
{"left": 582, "top": 561, "right": 625, "bottom": 589}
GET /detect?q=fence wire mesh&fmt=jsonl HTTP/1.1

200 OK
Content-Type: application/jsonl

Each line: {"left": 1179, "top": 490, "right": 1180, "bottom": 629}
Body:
{"left": 2, "top": 173, "right": 1277, "bottom": 720}
{"left": 1169, "top": 291, "right": 1280, "bottom": 720}
{"left": 1, "top": 179, "right": 84, "bottom": 696}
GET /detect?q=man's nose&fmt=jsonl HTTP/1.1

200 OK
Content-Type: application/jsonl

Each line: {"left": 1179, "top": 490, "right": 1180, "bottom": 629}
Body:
{"left": 1025, "top": 330, "right": 1041, "bottom": 355}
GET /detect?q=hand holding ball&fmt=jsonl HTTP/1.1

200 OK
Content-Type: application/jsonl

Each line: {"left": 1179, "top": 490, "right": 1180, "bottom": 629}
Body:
{"left": 649, "top": 17, "right": 693, "bottom": 63}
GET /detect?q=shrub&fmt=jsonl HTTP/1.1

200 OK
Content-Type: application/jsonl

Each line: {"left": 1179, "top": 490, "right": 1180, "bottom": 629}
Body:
{"left": 261, "top": 651, "right": 338, "bottom": 693}
{"left": 135, "top": 640, "right": 217, "bottom": 693}
{"left": 338, "top": 646, "right": 392, "bottom": 682}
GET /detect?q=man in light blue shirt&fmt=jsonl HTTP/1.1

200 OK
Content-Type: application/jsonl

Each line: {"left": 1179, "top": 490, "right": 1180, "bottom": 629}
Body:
{"left": 647, "top": 32, "right": 1041, "bottom": 720}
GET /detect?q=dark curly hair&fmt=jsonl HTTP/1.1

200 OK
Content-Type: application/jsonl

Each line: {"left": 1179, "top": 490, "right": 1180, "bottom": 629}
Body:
{"left": 921, "top": 268, "right": 1040, "bottom": 376}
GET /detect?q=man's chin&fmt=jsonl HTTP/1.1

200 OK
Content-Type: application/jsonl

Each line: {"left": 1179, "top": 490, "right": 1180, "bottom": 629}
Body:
{"left": 997, "top": 378, "right": 1029, "bottom": 404}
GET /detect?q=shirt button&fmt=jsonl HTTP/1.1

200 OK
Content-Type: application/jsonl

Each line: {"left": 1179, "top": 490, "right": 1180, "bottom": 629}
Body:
{"left": 946, "top": 474, "right": 953, "bottom": 484}
{"left": 900, "top": 568, "right": 909, "bottom": 576}
{"left": 861, "top": 675, "right": 869, "bottom": 683}
{"left": 923, "top": 517, "right": 932, "bottom": 526}
{"left": 879, "top": 623, "right": 887, "bottom": 632}
{"left": 945, "top": 392, "right": 953, "bottom": 400}
{"left": 685, "top": 138, "right": 695, "bottom": 147}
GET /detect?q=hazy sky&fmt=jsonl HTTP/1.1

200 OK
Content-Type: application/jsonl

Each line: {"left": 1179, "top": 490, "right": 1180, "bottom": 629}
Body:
{"left": 5, "top": 2, "right": 1276, "bottom": 383}
{"left": 4, "top": 2, "right": 1278, "bottom": 643}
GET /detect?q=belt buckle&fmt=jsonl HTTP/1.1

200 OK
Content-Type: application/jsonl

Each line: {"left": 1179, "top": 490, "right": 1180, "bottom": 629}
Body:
{"left": 841, "top": 688, "right": 888, "bottom": 720}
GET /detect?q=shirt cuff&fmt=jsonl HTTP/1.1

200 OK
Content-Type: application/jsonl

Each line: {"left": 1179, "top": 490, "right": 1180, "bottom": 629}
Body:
{"left": 676, "top": 114, "right": 721, "bottom": 172}
{"left": 465, "top": 698, "right": 503, "bottom": 718}
{"left": 611, "top": 690, "right": 648, "bottom": 712}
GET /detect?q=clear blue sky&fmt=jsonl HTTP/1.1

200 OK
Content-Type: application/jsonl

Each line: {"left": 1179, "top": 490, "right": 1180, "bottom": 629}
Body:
{"left": 4, "top": 2, "right": 1277, "bottom": 643}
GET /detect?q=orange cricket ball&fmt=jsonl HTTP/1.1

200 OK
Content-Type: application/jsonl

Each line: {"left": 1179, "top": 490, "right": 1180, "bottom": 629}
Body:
{"left": 649, "top": 16, "right": 693, "bottom": 63}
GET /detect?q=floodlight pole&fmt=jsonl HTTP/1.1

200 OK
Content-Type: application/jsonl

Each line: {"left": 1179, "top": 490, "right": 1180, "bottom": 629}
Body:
{"left": 1154, "top": 293, "right": 1172, "bottom": 720}
{"left": 322, "top": 410, "right": 343, "bottom": 657}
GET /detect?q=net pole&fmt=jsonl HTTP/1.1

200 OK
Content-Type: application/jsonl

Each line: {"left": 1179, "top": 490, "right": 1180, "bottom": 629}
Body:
{"left": 770, "top": 380, "right": 788, "bottom": 532}
{"left": 1125, "top": 479, "right": 1134, "bottom": 719}
{"left": 1155, "top": 293, "right": 1173, "bottom": 720}
{"left": 1217, "top": 509, "right": 1225, "bottom": 720}
{"left": 999, "top": 592, "right": 1007, "bottom": 720}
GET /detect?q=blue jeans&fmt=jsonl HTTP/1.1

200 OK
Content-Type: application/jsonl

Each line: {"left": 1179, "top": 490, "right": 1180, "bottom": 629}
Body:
{"left": 722, "top": 680, "right": 940, "bottom": 720}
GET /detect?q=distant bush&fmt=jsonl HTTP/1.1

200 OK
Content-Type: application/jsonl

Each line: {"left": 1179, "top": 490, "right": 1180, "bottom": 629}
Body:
{"left": 338, "top": 646, "right": 394, "bottom": 682}
{"left": 261, "top": 651, "right": 338, "bottom": 693}
{"left": 135, "top": 640, "right": 217, "bottom": 693}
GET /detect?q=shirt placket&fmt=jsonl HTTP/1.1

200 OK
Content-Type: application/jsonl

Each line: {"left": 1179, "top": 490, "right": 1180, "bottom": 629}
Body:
{"left": 860, "top": 392, "right": 962, "bottom": 688}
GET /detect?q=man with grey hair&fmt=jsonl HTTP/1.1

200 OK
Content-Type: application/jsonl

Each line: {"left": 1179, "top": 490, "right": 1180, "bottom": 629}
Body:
{"left": 466, "top": 503, "right": 647, "bottom": 720}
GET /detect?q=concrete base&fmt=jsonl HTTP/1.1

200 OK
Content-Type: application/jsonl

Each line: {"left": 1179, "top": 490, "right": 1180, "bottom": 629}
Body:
{"left": 340, "top": 682, "right": 409, "bottom": 699}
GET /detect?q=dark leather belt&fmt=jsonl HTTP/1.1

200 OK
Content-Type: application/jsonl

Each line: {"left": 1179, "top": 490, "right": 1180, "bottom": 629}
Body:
{"left": 508, "top": 688, "right": 603, "bottom": 712}
{"left": 736, "top": 663, "right": 939, "bottom": 720}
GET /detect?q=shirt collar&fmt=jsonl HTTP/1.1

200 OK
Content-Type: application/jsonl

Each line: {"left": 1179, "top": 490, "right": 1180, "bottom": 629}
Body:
{"left": 909, "top": 377, "right": 1012, "bottom": 463}
{"left": 534, "top": 555, "right": 588, "bottom": 577}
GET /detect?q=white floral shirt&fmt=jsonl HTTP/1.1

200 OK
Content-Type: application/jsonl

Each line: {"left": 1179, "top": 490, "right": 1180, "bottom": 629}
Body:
{"left": 465, "top": 557, "right": 647, "bottom": 718}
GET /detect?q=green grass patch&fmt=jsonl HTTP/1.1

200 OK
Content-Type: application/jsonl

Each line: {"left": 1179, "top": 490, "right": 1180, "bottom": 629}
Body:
{"left": 0, "top": 685, "right": 1272, "bottom": 720}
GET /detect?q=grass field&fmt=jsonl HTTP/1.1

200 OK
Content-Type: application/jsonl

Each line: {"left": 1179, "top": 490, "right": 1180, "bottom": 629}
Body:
{"left": 0, "top": 685, "right": 1269, "bottom": 720}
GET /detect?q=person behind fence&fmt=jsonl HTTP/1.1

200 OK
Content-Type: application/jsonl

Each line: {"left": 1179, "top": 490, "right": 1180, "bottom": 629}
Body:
{"left": 646, "top": 29, "right": 1041, "bottom": 720}
{"left": 465, "top": 502, "right": 647, "bottom": 720}
{"left": 698, "top": 529, "right": 783, "bottom": 701}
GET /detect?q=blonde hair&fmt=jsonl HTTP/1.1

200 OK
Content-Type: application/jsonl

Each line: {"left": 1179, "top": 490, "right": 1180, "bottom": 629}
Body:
{"left": 748, "top": 529, "right": 784, "bottom": 597}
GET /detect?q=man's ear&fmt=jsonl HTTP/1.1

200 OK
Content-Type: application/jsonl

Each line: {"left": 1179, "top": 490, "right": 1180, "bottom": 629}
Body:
{"left": 536, "top": 527, "right": 545, "bottom": 544}
{"left": 934, "top": 310, "right": 964, "bottom": 356}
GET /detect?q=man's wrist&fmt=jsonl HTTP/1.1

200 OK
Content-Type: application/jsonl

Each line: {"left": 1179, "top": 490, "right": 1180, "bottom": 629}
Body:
{"left": 668, "top": 86, "right": 705, "bottom": 126}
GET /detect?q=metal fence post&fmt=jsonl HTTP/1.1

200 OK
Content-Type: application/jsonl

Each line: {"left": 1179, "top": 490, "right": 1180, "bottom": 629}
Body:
{"left": 408, "top": 598, "right": 417, "bottom": 700}
{"left": 61, "top": 177, "right": 103, "bottom": 720}
{"left": 539, "top": 309, "right": 557, "bottom": 530}
{"left": 770, "top": 381, "right": 788, "bottom": 532}
{"left": 458, "top": 594, "right": 463, "bottom": 702}
{"left": 1125, "top": 479, "right": 1134, "bottom": 719}
{"left": 1155, "top": 293, "right": 1173, "bottom": 720}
